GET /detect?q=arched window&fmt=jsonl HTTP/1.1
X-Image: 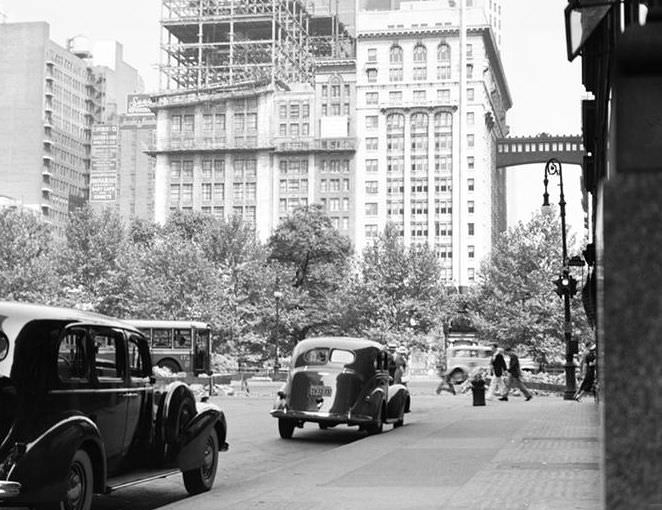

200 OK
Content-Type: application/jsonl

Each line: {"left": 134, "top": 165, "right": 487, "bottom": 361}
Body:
{"left": 390, "top": 45, "right": 403, "bottom": 65}
{"left": 413, "top": 44, "right": 427, "bottom": 63}
{"left": 437, "top": 43, "right": 450, "bottom": 63}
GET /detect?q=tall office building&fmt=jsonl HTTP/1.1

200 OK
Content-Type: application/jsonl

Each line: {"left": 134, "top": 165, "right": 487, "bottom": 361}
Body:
{"left": 0, "top": 22, "right": 103, "bottom": 232}
{"left": 354, "top": 0, "right": 510, "bottom": 286}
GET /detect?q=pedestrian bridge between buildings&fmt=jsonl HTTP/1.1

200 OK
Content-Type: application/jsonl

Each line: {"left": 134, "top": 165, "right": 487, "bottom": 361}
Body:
{"left": 496, "top": 134, "right": 584, "bottom": 168}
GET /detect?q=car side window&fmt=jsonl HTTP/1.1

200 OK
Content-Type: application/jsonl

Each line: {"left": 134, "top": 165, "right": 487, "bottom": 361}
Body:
{"left": 127, "top": 334, "right": 149, "bottom": 379}
{"left": 57, "top": 330, "right": 89, "bottom": 382}
{"left": 93, "top": 330, "right": 125, "bottom": 381}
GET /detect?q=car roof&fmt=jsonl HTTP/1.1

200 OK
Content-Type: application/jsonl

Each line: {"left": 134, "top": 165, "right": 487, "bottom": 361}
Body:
{"left": 0, "top": 301, "right": 141, "bottom": 333}
{"left": 294, "top": 336, "right": 384, "bottom": 352}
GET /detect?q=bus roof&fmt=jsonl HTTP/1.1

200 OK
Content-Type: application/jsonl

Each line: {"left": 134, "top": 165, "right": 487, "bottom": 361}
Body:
{"left": 125, "top": 320, "right": 211, "bottom": 329}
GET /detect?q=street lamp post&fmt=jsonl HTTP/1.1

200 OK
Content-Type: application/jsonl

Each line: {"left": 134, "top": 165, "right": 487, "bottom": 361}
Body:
{"left": 543, "top": 158, "right": 578, "bottom": 401}
{"left": 273, "top": 290, "right": 283, "bottom": 380}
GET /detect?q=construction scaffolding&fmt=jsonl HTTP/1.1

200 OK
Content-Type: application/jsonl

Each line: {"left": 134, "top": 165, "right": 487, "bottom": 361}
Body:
{"left": 160, "top": 0, "right": 320, "bottom": 90}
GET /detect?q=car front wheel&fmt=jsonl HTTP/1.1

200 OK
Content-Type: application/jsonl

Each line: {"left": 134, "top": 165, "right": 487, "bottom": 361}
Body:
{"left": 183, "top": 429, "right": 219, "bottom": 495}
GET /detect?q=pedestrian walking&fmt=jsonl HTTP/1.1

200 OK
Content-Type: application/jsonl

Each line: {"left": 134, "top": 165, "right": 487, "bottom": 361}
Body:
{"left": 499, "top": 347, "right": 532, "bottom": 401}
{"left": 574, "top": 341, "right": 597, "bottom": 401}
{"left": 486, "top": 344, "right": 507, "bottom": 400}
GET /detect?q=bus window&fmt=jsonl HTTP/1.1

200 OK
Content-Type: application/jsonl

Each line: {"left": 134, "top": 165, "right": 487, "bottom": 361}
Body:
{"left": 152, "top": 328, "right": 172, "bottom": 348}
{"left": 174, "top": 329, "right": 192, "bottom": 349}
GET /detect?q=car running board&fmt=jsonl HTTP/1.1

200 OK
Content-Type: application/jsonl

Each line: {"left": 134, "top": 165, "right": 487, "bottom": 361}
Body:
{"left": 106, "top": 468, "right": 180, "bottom": 492}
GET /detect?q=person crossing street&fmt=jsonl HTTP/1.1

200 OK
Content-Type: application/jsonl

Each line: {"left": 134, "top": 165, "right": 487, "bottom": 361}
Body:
{"left": 499, "top": 347, "right": 532, "bottom": 402}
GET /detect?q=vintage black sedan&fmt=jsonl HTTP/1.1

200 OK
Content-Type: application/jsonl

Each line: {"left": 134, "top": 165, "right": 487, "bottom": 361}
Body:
{"left": 0, "top": 302, "right": 228, "bottom": 510}
{"left": 271, "top": 337, "right": 411, "bottom": 438}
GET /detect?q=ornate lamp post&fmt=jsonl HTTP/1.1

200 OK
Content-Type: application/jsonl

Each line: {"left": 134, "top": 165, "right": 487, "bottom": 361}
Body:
{"left": 543, "top": 158, "right": 578, "bottom": 400}
{"left": 273, "top": 289, "right": 284, "bottom": 380}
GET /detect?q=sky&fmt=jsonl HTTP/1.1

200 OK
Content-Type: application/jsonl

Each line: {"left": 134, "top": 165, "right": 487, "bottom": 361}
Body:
{"left": 3, "top": 0, "right": 586, "bottom": 239}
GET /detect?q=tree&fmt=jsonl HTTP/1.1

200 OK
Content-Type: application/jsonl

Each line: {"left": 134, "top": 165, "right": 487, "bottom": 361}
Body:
{"left": 0, "top": 208, "right": 56, "bottom": 302}
{"left": 470, "top": 210, "right": 591, "bottom": 364}
{"left": 268, "top": 205, "right": 352, "bottom": 289}
{"left": 57, "top": 206, "right": 126, "bottom": 295}
{"left": 340, "top": 223, "right": 447, "bottom": 348}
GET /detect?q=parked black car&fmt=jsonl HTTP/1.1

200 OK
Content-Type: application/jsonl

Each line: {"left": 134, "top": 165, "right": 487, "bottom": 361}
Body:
{"left": 0, "top": 302, "right": 228, "bottom": 510}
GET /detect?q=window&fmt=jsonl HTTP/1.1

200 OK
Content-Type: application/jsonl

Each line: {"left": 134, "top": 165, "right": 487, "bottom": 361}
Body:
{"left": 366, "top": 92, "right": 378, "bottom": 105}
{"left": 437, "top": 65, "right": 451, "bottom": 80}
{"left": 279, "top": 104, "right": 287, "bottom": 119}
{"left": 302, "top": 104, "right": 310, "bottom": 118}
{"left": 468, "top": 245, "right": 475, "bottom": 258}
{"left": 182, "top": 160, "right": 193, "bottom": 180}
{"left": 367, "top": 48, "right": 377, "bottom": 62}
{"left": 322, "top": 85, "right": 328, "bottom": 97}
{"left": 202, "top": 183, "right": 212, "bottom": 201}
{"left": 203, "top": 114, "right": 213, "bottom": 132}
{"left": 182, "top": 184, "right": 193, "bottom": 203}
{"left": 466, "top": 43, "right": 473, "bottom": 59}
{"left": 183, "top": 114, "right": 194, "bottom": 133}
{"left": 389, "top": 67, "right": 403, "bottom": 82}
{"left": 413, "top": 43, "right": 427, "bottom": 63}
{"left": 171, "top": 114, "right": 182, "bottom": 133}
{"left": 437, "top": 43, "right": 450, "bottom": 62}
{"left": 466, "top": 64, "right": 474, "bottom": 79}
{"left": 389, "top": 91, "right": 402, "bottom": 104}
{"left": 468, "top": 268, "right": 475, "bottom": 282}
{"left": 341, "top": 217, "right": 349, "bottom": 230}
{"left": 170, "top": 160, "right": 182, "bottom": 180}
{"left": 201, "top": 160, "right": 212, "bottom": 180}
{"left": 467, "top": 156, "right": 475, "bottom": 169}
{"left": 467, "top": 134, "right": 475, "bottom": 147}
{"left": 170, "top": 184, "right": 180, "bottom": 203}
{"left": 390, "top": 45, "right": 403, "bottom": 64}
{"left": 467, "top": 88, "right": 475, "bottom": 101}
{"left": 365, "top": 225, "right": 378, "bottom": 238}
{"left": 467, "top": 112, "right": 474, "bottom": 125}
{"left": 413, "top": 66, "right": 427, "bottom": 81}
{"left": 365, "top": 116, "right": 378, "bottom": 129}
{"left": 331, "top": 85, "right": 340, "bottom": 97}
{"left": 214, "top": 159, "right": 225, "bottom": 180}
{"left": 468, "top": 200, "right": 475, "bottom": 213}
{"left": 468, "top": 178, "right": 475, "bottom": 191}
{"left": 343, "top": 179, "right": 350, "bottom": 192}
{"left": 342, "top": 197, "right": 350, "bottom": 211}
{"left": 290, "top": 103, "right": 300, "bottom": 119}
{"left": 279, "top": 123, "right": 287, "bottom": 136}
{"left": 57, "top": 330, "right": 89, "bottom": 382}
{"left": 413, "top": 90, "right": 427, "bottom": 102}
{"left": 367, "top": 68, "right": 378, "bottom": 82}
{"left": 366, "top": 138, "right": 378, "bottom": 151}
{"left": 365, "top": 203, "right": 378, "bottom": 216}
{"left": 366, "top": 159, "right": 378, "bottom": 172}
{"left": 213, "top": 183, "right": 224, "bottom": 201}
{"left": 468, "top": 222, "right": 475, "bottom": 235}
{"left": 93, "top": 331, "right": 125, "bottom": 380}
{"left": 366, "top": 180, "right": 378, "bottom": 193}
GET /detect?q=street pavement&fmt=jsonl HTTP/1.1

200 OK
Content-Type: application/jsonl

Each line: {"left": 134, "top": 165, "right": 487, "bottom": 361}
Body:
{"left": 163, "top": 378, "right": 602, "bottom": 510}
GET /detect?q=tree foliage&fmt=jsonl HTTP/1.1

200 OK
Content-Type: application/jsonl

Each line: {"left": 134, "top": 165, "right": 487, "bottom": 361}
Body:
{"left": 470, "top": 210, "right": 591, "bottom": 363}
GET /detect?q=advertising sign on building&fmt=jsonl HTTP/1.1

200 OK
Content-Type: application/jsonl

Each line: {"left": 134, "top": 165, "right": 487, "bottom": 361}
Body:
{"left": 127, "top": 94, "right": 153, "bottom": 116}
{"left": 90, "top": 125, "right": 118, "bottom": 202}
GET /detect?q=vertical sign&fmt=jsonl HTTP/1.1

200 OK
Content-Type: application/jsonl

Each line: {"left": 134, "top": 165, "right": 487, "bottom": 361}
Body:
{"left": 90, "top": 125, "right": 119, "bottom": 201}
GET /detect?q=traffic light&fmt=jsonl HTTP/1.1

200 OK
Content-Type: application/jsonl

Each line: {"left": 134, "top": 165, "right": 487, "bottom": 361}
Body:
{"left": 553, "top": 272, "right": 578, "bottom": 297}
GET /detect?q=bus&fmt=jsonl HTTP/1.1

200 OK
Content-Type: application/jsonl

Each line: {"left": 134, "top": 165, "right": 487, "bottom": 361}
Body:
{"left": 125, "top": 320, "right": 212, "bottom": 375}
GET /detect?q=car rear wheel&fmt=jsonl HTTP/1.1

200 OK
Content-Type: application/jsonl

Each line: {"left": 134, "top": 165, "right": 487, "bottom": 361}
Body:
{"left": 278, "top": 418, "right": 296, "bottom": 439}
{"left": 183, "top": 429, "right": 219, "bottom": 495}
{"left": 35, "top": 450, "right": 94, "bottom": 510}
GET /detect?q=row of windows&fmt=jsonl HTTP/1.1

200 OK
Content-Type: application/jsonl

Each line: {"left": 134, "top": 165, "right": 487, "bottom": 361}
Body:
{"left": 367, "top": 201, "right": 474, "bottom": 215}
{"left": 367, "top": 156, "right": 473, "bottom": 172}
{"left": 170, "top": 159, "right": 256, "bottom": 182}
{"left": 320, "top": 178, "right": 350, "bottom": 193}
{"left": 367, "top": 63, "right": 476, "bottom": 83}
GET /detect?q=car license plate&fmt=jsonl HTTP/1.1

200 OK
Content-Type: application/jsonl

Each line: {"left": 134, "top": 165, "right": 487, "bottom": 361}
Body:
{"left": 309, "top": 385, "right": 332, "bottom": 397}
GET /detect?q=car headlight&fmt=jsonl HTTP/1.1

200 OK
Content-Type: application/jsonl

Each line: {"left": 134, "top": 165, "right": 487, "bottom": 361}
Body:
{"left": 0, "top": 332, "right": 8, "bottom": 361}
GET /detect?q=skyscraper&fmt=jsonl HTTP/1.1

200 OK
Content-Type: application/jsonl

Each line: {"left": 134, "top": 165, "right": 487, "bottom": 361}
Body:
{"left": 0, "top": 22, "right": 102, "bottom": 232}
{"left": 354, "top": 0, "right": 510, "bottom": 286}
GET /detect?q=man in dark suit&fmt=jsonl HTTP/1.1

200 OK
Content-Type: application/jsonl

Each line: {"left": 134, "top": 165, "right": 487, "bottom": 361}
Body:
{"left": 487, "top": 344, "right": 507, "bottom": 400}
{"left": 499, "top": 347, "right": 532, "bottom": 401}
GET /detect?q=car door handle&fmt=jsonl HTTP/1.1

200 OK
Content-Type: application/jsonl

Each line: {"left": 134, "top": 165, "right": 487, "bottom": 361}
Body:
{"left": 121, "top": 392, "right": 139, "bottom": 398}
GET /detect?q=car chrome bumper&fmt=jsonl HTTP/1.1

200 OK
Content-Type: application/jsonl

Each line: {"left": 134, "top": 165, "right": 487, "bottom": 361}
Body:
{"left": 0, "top": 481, "right": 21, "bottom": 498}
{"left": 270, "top": 409, "right": 373, "bottom": 424}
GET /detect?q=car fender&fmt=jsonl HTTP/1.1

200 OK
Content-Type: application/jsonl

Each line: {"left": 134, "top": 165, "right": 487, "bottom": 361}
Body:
{"left": 386, "top": 384, "right": 409, "bottom": 419}
{"left": 8, "top": 414, "right": 105, "bottom": 503}
{"left": 350, "top": 378, "right": 386, "bottom": 419}
{"left": 176, "top": 407, "right": 225, "bottom": 472}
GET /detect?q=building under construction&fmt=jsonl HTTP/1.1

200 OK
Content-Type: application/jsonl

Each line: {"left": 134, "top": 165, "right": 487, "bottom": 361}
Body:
{"left": 159, "top": 0, "right": 353, "bottom": 90}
